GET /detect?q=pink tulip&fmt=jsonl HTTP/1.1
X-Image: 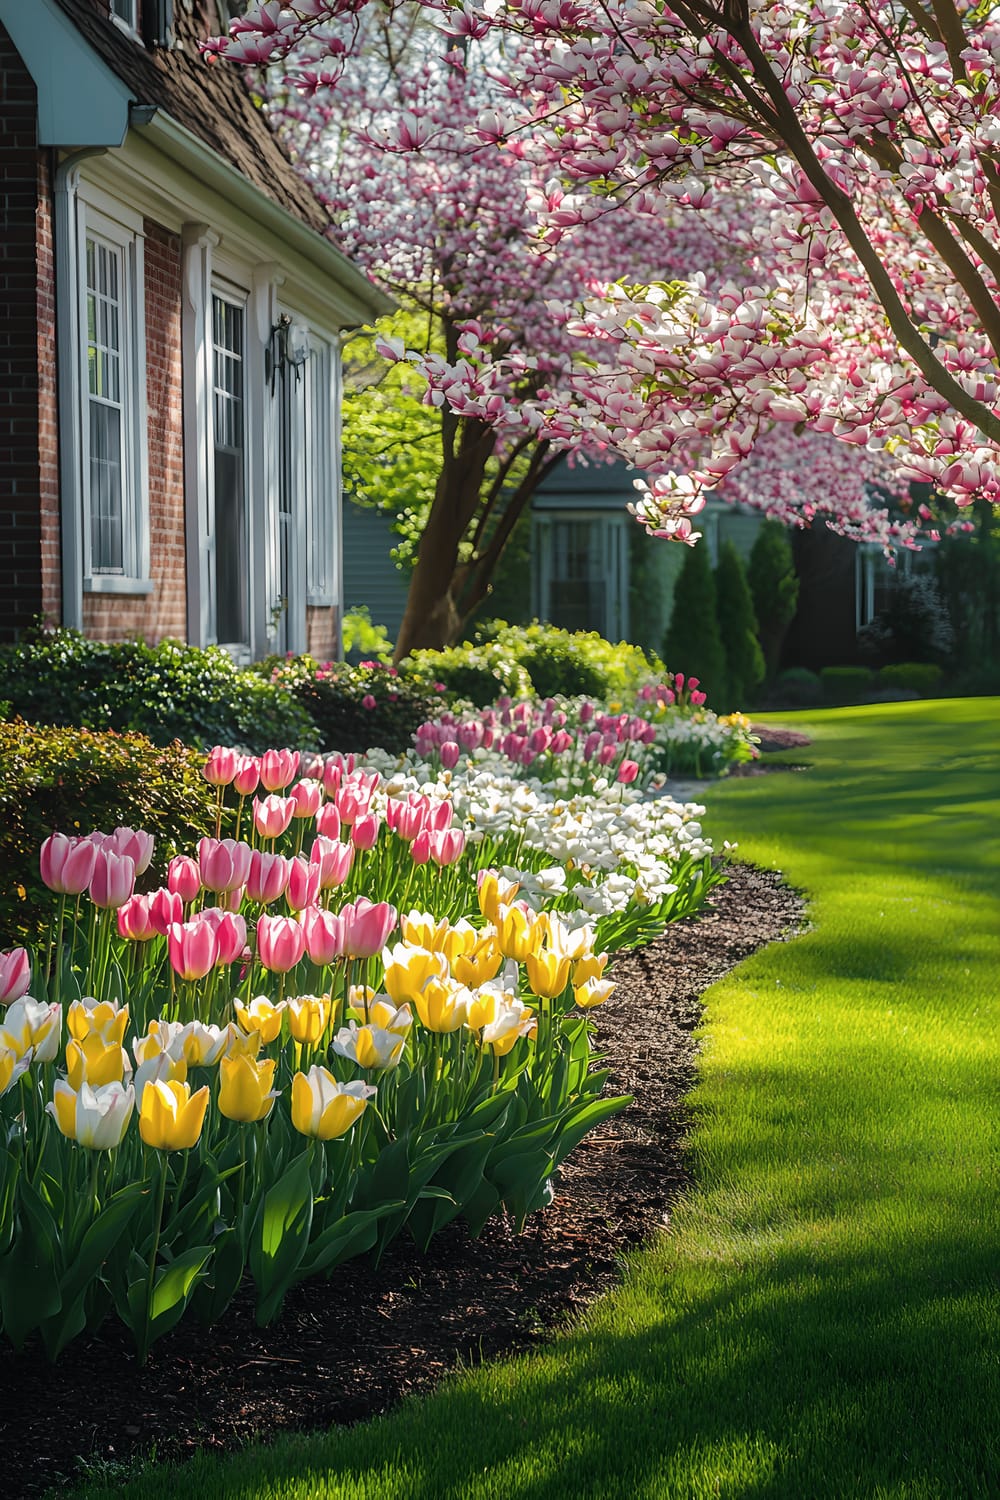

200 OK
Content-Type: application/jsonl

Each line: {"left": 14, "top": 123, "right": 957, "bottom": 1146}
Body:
{"left": 203, "top": 746, "right": 239, "bottom": 787}
{"left": 299, "top": 752, "right": 325, "bottom": 779}
{"left": 528, "top": 727, "right": 551, "bottom": 754}
{"left": 579, "top": 701, "right": 595, "bottom": 724}
{"left": 361, "top": 693, "right": 377, "bottom": 711}
{"left": 351, "top": 813, "right": 380, "bottom": 851}
{"left": 321, "top": 759, "right": 343, "bottom": 798}
{"left": 89, "top": 851, "right": 136, "bottom": 910}
{"left": 617, "top": 759, "right": 640, "bottom": 785}
{"left": 550, "top": 730, "right": 573, "bottom": 754}
{"left": 335, "top": 785, "right": 369, "bottom": 826}
{"left": 315, "top": 802, "right": 342, "bottom": 840}
{"left": 289, "top": 779, "right": 324, "bottom": 820}
{"left": 309, "top": 836, "right": 355, "bottom": 890}
{"left": 427, "top": 799, "right": 453, "bottom": 832}
{"left": 439, "top": 740, "right": 461, "bottom": 769}
{"left": 148, "top": 887, "right": 184, "bottom": 937}
{"left": 110, "top": 827, "right": 155, "bottom": 876}
{"left": 253, "top": 795, "right": 296, "bottom": 840}
{"left": 385, "top": 797, "right": 425, "bottom": 842}
{"left": 429, "top": 828, "right": 465, "bottom": 867}
{"left": 259, "top": 748, "right": 300, "bottom": 793}
{"left": 256, "top": 913, "right": 306, "bottom": 973}
{"left": 198, "top": 837, "right": 253, "bottom": 894}
{"left": 40, "top": 833, "right": 97, "bottom": 896}
{"left": 0, "top": 948, "right": 30, "bottom": 1003}
{"left": 582, "top": 731, "right": 601, "bottom": 762}
{"left": 457, "top": 722, "right": 483, "bottom": 751}
{"left": 286, "top": 856, "right": 321, "bottom": 912}
{"left": 339, "top": 897, "right": 396, "bottom": 959}
{"left": 233, "top": 756, "right": 261, "bottom": 797}
{"left": 301, "top": 905, "right": 344, "bottom": 965}
{"left": 245, "top": 849, "right": 291, "bottom": 905}
{"left": 410, "top": 830, "right": 431, "bottom": 866}
{"left": 167, "top": 918, "right": 219, "bottom": 980}
{"left": 168, "top": 855, "right": 202, "bottom": 903}
{"left": 200, "top": 908, "right": 247, "bottom": 965}
{"left": 219, "top": 886, "right": 245, "bottom": 913}
{"left": 117, "top": 893, "right": 158, "bottom": 942}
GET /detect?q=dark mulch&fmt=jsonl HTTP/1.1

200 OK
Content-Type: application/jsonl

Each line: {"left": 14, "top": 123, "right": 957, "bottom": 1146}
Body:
{"left": 9, "top": 864, "right": 805, "bottom": 1497}
{"left": 750, "top": 724, "right": 813, "bottom": 755}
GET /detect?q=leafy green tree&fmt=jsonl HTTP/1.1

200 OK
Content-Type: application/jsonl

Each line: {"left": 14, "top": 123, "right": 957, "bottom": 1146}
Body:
{"left": 748, "top": 522, "right": 800, "bottom": 680}
{"left": 663, "top": 543, "right": 727, "bottom": 702}
{"left": 715, "top": 541, "right": 765, "bottom": 709}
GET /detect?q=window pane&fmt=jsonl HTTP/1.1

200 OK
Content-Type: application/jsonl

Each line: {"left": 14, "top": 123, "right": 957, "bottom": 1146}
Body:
{"left": 212, "top": 294, "right": 249, "bottom": 646}
{"left": 90, "top": 402, "right": 124, "bottom": 573}
{"left": 110, "top": 0, "right": 137, "bottom": 26}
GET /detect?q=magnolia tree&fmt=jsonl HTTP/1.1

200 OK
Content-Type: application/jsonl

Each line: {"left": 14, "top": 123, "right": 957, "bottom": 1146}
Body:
{"left": 208, "top": 2, "right": 944, "bottom": 654}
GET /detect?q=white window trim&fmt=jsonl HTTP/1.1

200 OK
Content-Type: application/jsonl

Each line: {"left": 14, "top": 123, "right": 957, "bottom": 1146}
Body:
{"left": 78, "top": 193, "right": 150, "bottom": 594}
{"left": 304, "top": 328, "right": 340, "bottom": 609}
{"left": 209, "top": 276, "right": 253, "bottom": 657}
{"left": 109, "top": 0, "right": 141, "bottom": 40}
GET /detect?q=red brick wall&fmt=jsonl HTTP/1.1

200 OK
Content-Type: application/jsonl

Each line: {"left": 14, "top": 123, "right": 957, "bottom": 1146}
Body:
{"left": 37, "top": 156, "right": 61, "bottom": 625}
{"left": 81, "top": 218, "right": 188, "bottom": 642}
{"left": 307, "top": 605, "right": 339, "bottom": 660}
{"left": 0, "top": 24, "right": 44, "bottom": 640}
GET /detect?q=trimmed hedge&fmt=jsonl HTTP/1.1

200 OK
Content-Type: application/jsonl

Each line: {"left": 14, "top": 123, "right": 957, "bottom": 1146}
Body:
{"left": 0, "top": 723, "right": 221, "bottom": 947}
{"left": 0, "top": 630, "right": 318, "bottom": 752}
{"left": 878, "top": 662, "right": 944, "bottom": 695}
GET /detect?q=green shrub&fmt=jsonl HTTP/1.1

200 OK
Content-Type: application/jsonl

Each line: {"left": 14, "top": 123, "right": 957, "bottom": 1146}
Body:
{"left": 0, "top": 722, "right": 220, "bottom": 947}
{"left": 820, "top": 666, "right": 873, "bottom": 703}
{"left": 261, "top": 656, "right": 443, "bottom": 755}
{"left": 401, "top": 640, "right": 532, "bottom": 707}
{"left": 519, "top": 640, "right": 607, "bottom": 700}
{"left": 715, "top": 541, "right": 765, "bottom": 710}
{"left": 663, "top": 544, "right": 727, "bottom": 702}
{"left": 748, "top": 522, "right": 799, "bottom": 679}
{"left": 950, "top": 662, "right": 1000, "bottom": 696}
{"left": 772, "top": 668, "right": 823, "bottom": 706}
{"left": 877, "top": 662, "right": 945, "bottom": 696}
{"left": 473, "top": 621, "right": 664, "bottom": 703}
{"left": 0, "top": 630, "right": 318, "bottom": 752}
{"left": 341, "top": 606, "right": 394, "bottom": 666}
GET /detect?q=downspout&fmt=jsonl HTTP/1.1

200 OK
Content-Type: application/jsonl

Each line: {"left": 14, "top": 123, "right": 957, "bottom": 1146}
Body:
{"left": 53, "top": 145, "right": 107, "bottom": 631}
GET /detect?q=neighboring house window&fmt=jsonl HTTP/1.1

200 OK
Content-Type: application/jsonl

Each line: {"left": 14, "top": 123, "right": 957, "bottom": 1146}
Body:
{"left": 80, "top": 203, "right": 147, "bottom": 584}
{"left": 212, "top": 291, "right": 251, "bottom": 649}
{"left": 110, "top": 0, "right": 139, "bottom": 32}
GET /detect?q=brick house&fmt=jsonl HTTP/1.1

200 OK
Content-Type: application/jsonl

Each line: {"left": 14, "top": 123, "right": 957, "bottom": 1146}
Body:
{"left": 0, "top": 0, "right": 391, "bottom": 659}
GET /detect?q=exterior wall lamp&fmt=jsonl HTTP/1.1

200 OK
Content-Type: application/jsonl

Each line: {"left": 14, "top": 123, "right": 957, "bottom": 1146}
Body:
{"left": 266, "top": 313, "right": 310, "bottom": 393}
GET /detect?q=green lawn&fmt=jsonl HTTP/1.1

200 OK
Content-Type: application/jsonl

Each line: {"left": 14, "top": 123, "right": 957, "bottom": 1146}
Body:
{"left": 76, "top": 700, "right": 1000, "bottom": 1500}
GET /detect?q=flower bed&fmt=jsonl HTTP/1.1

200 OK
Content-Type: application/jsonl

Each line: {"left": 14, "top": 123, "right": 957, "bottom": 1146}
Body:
{"left": 0, "top": 743, "right": 723, "bottom": 1361}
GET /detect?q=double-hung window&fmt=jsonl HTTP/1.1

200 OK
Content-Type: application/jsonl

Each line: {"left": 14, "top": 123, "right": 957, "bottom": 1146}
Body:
{"left": 79, "top": 200, "right": 148, "bottom": 589}
{"left": 304, "top": 331, "right": 338, "bottom": 607}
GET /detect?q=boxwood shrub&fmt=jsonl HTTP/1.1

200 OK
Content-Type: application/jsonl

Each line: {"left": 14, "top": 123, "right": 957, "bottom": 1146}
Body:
{"left": 0, "top": 723, "right": 222, "bottom": 947}
{"left": 878, "top": 662, "right": 944, "bottom": 696}
{"left": 0, "top": 630, "right": 318, "bottom": 752}
{"left": 820, "top": 666, "right": 874, "bottom": 703}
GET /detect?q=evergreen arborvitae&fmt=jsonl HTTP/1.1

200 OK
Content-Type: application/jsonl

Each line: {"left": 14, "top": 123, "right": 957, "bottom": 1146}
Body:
{"left": 715, "top": 541, "right": 766, "bottom": 709}
{"left": 747, "top": 521, "right": 799, "bottom": 680}
{"left": 663, "top": 542, "right": 728, "bottom": 704}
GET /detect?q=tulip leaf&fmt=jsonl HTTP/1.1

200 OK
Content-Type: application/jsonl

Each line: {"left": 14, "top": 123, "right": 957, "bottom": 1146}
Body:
{"left": 251, "top": 1150, "right": 315, "bottom": 1325}
{"left": 127, "top": 1243, "right": 214, "bottom": 1352}
{"left": 551, "top": 1094, "right": 632, "bottom": 1171}
{"left": 298, "top": 1200, "right": 406, "bottom": 1282}
{"left": 39, "top": 1184, "right": 146, "bottom": 1360}
{"left": 0, "top": 1180, "right": 62, "bottom": 1348}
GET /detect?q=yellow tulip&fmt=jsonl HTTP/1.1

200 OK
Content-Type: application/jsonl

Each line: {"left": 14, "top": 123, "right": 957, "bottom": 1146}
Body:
{"left": 412, "top": 976, "right": 470, "bottom": 1034}
{"left": 233, "top": 995, "right": 285, "bottom": 1045}
{"left": 439, "top": 920, "right": 479, "bottom": 967}
{"left": 546, "top": 915, "right": 594, "bottom": 962}
{"left": 495, "top": 903, "right": 545, "bottom": 962}
{"left": 180, "top": 1022, "right": 229, "bottom": 1067}
{"left": 572, "top": 951, "right": 609, "bottom": 988}
{"left": 482, "top": 999, "right": 535, "bottom": 1056}
{"left": 67, "top": 998, "right": 130, "bottom": 1047}
{"left": 0, "top": 997, "right": 61, "bottom": 1062}
{"left": 222, "top": 1025, "right": 262, "bottom": 1060}
{"left": 0, "top": 1045, "right": 29, "bottom": 1096}
{"left": 332, "top": 1022, "right": 405, "bottom": 1070}
{"left": 285, "top": 994, "right": 332, "bottom": 1046}
{"left": 451, "top": 928, "right": 503, "bottom": 988}
{"left": 133, "top": 1018, "right": 186, "bottom": 1066}
{"left": 464, "top": 985, "right": 502, "bottom": 1031}
{"left": 381, "top": 943, "right": 448, "bottom": 1006}
{"left": 290, "top": 1066, "right": 374, "bottom": 1140}
{"left": 399, "top": 910, "right": 451, "bottom": 951}
{"left": 573, "top": 978, "right": 616, "bottom": 1010}
{"left": 66, "top": 1034, "right": 127, "bottom": 1091}
{"left": 139, "top": 1079, "right": 210, "bottom": 1151}
{"left": 218, "top": 1054, "right": 278, "bottom": 1123}
{"left": 476, "top": 870, "right": 520, "bottom": 924}
{"left": 524, "top": 948, "right": 572, "bottom": 1001}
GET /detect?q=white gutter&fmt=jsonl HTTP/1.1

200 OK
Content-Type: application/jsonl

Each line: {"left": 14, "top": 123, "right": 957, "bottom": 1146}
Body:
{"left": 134, "top": 110, "right": 394, "bottom": 327}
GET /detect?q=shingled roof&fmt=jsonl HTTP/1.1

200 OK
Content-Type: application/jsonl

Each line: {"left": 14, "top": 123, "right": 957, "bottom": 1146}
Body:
{"left": 53, "top": 0, "right": 332, "bottom": 239}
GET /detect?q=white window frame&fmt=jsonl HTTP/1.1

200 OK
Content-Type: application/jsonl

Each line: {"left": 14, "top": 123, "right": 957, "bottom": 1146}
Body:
{"left": 304, "top": 328, "right": 339, "bottom": 608}
{"left": 78, "top": 193, "right": 150, "bottom": 594}
{"left": 209, "top": 277, "right": 254, "bottom": 655}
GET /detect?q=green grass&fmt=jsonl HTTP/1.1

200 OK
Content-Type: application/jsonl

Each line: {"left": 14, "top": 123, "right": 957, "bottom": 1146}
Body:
{"left": 74, "top": 700, "right": 1000, "bottom": 1500}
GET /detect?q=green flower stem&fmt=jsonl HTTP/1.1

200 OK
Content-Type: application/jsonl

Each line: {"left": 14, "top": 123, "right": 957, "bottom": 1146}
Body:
{"left": 139, "top": 1154, "right": 169, "bottom": 1366}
